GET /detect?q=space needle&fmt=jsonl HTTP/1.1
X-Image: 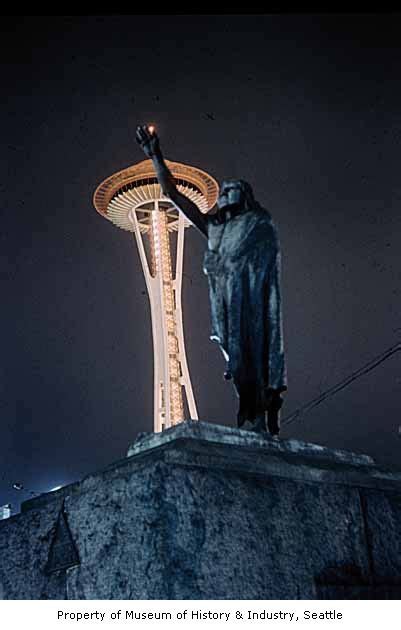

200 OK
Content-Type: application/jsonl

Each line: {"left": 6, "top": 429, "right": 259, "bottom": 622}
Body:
{"left": 93, "top": 154, "right": 218, "bottom": 433}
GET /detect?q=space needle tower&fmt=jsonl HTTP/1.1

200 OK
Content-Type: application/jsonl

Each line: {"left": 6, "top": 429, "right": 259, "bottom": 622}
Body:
{"left": 93, "top": 152, "right": 218, "bottom": 433}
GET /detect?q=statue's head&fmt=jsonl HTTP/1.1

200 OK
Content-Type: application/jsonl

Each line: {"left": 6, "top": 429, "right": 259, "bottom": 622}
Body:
{"left": 217, "top": 179, "right": 255, "bottom": 211}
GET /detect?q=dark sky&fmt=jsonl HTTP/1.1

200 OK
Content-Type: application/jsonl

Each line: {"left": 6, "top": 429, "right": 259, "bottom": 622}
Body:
{"left": 2, "top": 14, "right": 400, "bottom": 512}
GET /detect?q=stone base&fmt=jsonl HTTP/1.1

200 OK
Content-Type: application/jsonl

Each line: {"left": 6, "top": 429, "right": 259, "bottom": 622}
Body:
{"left": 1, "top": 420, "right": 401, "bottom": 599}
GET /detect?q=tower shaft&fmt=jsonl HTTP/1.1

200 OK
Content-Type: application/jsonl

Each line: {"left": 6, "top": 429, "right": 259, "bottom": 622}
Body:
{"left": 93, "top": 158, "right": 219, "bottom": 434}
{"left": 133, "top": 200, "right": 198, "bottom": 432}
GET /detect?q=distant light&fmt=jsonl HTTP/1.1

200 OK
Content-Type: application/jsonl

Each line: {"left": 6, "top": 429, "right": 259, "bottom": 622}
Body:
{"left": 13, "top": 483, "right": 23, "bottom": 491}
{"left": 148, "top": 125, "right": 155, "bottom": 134}
{"left": 50, "top": 485, "right": 62, "bottom": 492}
{"left": 0, "top": 504, "right": 11, "bottom": 520}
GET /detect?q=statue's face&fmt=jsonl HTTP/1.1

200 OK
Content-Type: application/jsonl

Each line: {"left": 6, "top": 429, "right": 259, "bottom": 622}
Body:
{"left": 217, "top": 180, "right": 243, "bottom": 209}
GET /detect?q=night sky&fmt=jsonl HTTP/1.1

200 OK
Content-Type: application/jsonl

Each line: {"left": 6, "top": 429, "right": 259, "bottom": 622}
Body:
{"left": 2, "top": 14, "right": 400, "bottom": 513}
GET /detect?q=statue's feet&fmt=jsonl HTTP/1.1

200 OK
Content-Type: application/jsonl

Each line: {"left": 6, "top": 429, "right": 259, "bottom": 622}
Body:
{"left": 237, "top": 389, "right": 284, "bottom": 436}
{"left": 238, "top": 413, "right": 267, "bottom": 433}
{"left": 239, "top": 420, "right": 254, "bottom": 432}
{"left": 251, "top": 413, "right": 268, "bottom": 433}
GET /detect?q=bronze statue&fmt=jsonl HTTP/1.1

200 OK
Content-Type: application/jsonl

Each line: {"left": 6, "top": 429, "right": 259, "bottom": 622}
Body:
{"left": 136, "top": 125, "right": 287, "bottom": 435}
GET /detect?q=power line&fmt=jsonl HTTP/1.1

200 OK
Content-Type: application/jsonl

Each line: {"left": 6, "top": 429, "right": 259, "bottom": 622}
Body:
{"left": 281, "top": 341, "right": 401, "bottom": 428}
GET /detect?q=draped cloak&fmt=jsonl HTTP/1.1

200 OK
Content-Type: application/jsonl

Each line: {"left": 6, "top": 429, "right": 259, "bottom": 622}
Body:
{"left": 203, "top": 204, "right": 287, "bottom": 424}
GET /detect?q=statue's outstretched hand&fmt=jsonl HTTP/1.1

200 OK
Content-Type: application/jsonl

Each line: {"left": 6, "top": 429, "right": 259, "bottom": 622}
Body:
{"left": 135, "top": 125, "right": 160, "bottom": 158}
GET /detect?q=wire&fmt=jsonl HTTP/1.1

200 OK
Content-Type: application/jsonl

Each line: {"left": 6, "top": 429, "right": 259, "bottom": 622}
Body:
{"left": 281, "top": 341, "right": 401, "bottom": 428}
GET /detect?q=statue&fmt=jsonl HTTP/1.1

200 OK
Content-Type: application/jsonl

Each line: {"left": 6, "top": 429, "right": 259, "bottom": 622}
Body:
{"left": 136, "top": 125, "right": 287, "bottom": 435}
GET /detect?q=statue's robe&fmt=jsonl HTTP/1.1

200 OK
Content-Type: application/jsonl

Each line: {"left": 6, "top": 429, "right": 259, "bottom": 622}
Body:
{"left": 203, "top": 204, "right": 287, "bottom": 425}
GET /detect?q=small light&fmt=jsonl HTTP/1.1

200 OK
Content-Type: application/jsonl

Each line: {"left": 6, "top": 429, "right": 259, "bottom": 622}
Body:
{"left": 148, "top": 125, "right": 155, "bottom": 134}
{"left": 13, "top": 483, "right": 23, "bottom": 491}
{"left": 50, "top": 485, "right": 62, "bottom": 492}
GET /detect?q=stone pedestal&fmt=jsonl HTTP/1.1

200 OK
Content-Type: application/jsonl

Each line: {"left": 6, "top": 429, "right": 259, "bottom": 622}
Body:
{"left": 1, "top": 420, "right": 401, "bottom": 599}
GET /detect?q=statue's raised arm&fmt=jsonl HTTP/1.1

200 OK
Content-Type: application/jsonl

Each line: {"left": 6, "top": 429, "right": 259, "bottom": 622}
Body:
{"left": 135, "top": 125, "right": 208, "bottom": 238}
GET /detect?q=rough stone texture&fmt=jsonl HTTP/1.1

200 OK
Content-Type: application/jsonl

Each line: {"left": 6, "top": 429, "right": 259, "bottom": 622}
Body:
{"left": 1, "top": 420, "right": 401, "bottom": 600}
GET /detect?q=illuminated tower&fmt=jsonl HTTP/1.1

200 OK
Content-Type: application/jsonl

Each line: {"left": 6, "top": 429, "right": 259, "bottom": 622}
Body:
{"left": 94, "top": 159, "right": 218, "bottom": 432}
